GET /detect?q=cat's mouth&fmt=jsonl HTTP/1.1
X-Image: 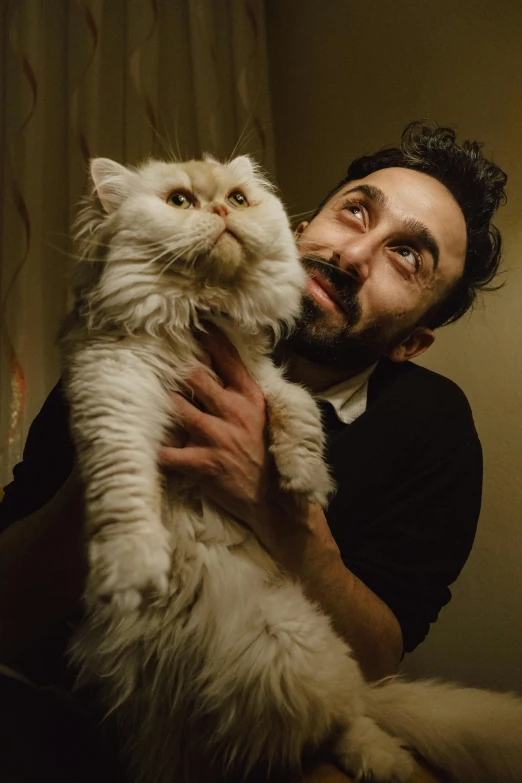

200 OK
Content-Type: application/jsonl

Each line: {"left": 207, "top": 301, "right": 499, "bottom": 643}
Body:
{"left": 206, "top": 227, "right": 245, "bottom": 274}
{"left": 217, "top": 227, "right": 240, "bottom": 243}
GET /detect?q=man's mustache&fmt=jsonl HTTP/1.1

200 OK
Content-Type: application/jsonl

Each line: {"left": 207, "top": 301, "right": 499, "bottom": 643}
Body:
{"left": 301, "top": 254, "right": 361, "bottom": 309}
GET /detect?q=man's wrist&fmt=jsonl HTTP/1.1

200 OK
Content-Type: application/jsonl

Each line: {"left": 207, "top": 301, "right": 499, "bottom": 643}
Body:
{"left": 257, "top": 497, "right": 341, "bottom": 578}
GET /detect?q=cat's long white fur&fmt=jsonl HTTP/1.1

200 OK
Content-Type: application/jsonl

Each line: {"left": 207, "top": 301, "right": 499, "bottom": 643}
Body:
{"left": 366, "top": 679, "right": 522, "bottom": 782}
{"left": 63, "top": 154, "right": 522, "bottom": 783}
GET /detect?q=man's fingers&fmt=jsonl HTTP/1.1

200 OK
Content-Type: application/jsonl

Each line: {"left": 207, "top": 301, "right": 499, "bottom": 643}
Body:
{"left": 170, "top": 393, "right": 217, "bottom": 436}
{"left": 163, "top": 428, "right": 187, "bottom": 448}
{"left": 184, "top": 368, "right": 227, "bottom": 417}
{"left": 199, "top": 325, "right": 256, "bottom": 395}
{"left": 159, "top": 444, "right": 219, "bottom": 477}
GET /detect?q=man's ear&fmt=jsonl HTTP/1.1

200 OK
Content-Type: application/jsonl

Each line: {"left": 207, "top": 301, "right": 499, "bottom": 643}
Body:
{"left": 294, "top": 221, "right": 309, "bottom": 237}
{"left": 388, "top": 327, "right": 436, "bottom": 363}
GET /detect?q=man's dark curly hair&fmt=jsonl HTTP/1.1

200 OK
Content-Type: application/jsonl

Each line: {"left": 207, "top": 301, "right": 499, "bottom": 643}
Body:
{"left": 314, "top": 122, "right": 507, "bottom": 329}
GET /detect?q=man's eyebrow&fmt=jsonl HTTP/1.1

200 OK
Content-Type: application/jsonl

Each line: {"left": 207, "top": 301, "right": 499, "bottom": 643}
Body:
{"left": 339, "top": 184, "right": 440, "bottom": 269}
{"left": 341, "top": 184, "right": 388, "bottom": 207}
{"left": 403, "top": 217, "right": 440, "bottom": 269}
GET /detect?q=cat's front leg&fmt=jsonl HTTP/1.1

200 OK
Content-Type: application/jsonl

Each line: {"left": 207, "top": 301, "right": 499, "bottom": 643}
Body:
{"left": 258, "top": 366, "right": 334, "bottom": 507}
{"left": 66, "top": 346, "right": 173, "bottom": 613}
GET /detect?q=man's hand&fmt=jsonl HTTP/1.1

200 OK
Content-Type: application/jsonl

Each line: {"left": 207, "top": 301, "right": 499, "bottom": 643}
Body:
{"left": 159, "top": 327, "right": 284, "bottom": 545}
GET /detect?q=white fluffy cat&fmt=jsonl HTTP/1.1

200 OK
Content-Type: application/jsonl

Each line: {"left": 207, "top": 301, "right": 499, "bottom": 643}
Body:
{"left": 63, "top": 154, "right": 522, "bottom": 783}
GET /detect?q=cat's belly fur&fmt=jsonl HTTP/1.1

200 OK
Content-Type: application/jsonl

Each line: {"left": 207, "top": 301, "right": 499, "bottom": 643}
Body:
{"left": 72, "top": 485, "right": 361, "bottom": 783}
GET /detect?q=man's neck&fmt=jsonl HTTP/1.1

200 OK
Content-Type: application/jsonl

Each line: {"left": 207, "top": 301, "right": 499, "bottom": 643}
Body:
{"left": 276, "top": 348, "right": 373, "bottom": 394}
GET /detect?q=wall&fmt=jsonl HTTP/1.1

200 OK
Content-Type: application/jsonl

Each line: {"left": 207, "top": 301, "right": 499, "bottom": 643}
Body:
{"left": 266, "top": 0, "right": 522, "bottom": 691}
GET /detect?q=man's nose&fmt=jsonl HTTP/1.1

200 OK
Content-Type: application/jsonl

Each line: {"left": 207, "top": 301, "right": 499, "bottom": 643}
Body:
{"left": 331, "top": 237, "right": 373, "bottom": 282}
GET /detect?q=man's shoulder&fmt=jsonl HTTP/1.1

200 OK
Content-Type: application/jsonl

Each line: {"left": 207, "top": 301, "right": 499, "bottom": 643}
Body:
{"left": 369, "top": 358, "right": 474, "bottom": 417}
{"left": 362, "top": 358, "right": 479, "bottom": 450}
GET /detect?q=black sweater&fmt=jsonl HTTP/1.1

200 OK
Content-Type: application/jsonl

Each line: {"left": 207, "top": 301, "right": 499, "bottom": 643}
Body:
{"left": 323, "top": 358, "right": 481, "bottom": 652}
{"left": 0, "top": 358, "right": 482, "bottom": 659}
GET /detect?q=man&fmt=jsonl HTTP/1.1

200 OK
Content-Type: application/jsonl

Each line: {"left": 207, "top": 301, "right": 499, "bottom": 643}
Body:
{"left": 0, "top": 123, "right": 507, "bottom": 781}
{"left": 156, "top": 122, "right": 506, "bottom": 679}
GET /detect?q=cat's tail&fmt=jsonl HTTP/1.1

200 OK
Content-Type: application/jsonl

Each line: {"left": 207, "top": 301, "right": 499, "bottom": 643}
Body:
{"left": 364, "top": 677, "right": 522, "bottom": 782}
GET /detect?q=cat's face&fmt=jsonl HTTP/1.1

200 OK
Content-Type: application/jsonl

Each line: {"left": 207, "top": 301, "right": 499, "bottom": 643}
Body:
{"left": 88, "top": 155, "right": 299, "bottom": 287}
{"left": 76, "top": 155, "right": 306, "bottom": 334}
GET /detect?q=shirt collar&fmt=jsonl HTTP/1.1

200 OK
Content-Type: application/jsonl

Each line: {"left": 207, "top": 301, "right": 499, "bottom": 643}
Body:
{"left": 317, "top": 364, "right": 377, "bottom": 425}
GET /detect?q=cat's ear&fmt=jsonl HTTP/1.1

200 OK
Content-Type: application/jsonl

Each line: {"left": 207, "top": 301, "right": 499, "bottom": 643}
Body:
{"left": 90, "top": 158, "right": 132, "bottom": 213}
{"left": 228, "top": 155, "right": 255, "bottom": 180}
{"left": 229, "top": 155, "right": 273, "bottom": 191}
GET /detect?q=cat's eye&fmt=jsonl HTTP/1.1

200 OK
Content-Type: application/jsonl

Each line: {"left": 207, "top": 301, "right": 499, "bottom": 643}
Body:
{"left": 167, "top": 191, "right": 194, "bottom": 209}
{"left": 227, "top": 190, "right": 249, "bottom": 208}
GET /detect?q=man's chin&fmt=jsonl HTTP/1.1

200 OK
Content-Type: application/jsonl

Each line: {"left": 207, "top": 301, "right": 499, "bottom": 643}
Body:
{"left": 300, "top": 293, "right": 348, "bottom": 332}
{"left": 287, "top": 293, "right": 388, "bottom": 372}
{"left": 286, "top": 327, "right": 386, "bottom": 374}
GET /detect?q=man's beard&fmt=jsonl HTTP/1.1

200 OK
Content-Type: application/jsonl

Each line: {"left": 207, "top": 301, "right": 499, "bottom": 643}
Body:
{"left": 287, "top": 254, "right": 399, "bottom": 374}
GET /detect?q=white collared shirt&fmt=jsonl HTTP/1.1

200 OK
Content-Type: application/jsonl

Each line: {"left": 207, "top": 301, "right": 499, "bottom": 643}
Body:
{"left": 317, "top": 364, "right": 377, "bottom": 425}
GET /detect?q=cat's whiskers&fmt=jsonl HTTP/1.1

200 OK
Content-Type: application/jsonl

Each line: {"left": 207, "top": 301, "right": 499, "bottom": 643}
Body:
{"left": 54, "top": 231, "right": 123, "bottom": 255}
{"left": 155, "top": 237, "right": 210, "bottom": 281}
{"left": 297, "top": 237, "right": 354, "bottom": 256}
{"left": 227, "top": 81, "right": 269, "bottom": 163}
{"left": 47, "top": 242, "right": 104, "bottom": 265}
{"left": 55, "top": 228, "right": 209, "bottom": 276}
{"left": 64, "top": 226, "right": 196, "bottom": 257}
{"left": 93, "top": 237, "right": 180, "bottom": 262}
{"left": 287, "top": 208, "right": 316, "bottom": 222}
{"left": 172, "top": 112, "right": 184, "bottom": 163}
{"left": 130, "top": 242, "right": 181, "bottom": 269}
{"left": 150, "top": 233, "right": 205, "bottom": 270}
{"left": 111, "top": 244, "right": 176, "bottom": 278}
{"left": 148, "top": 245, "right": 194, "bottom": 282}
{"left": 156, "top": 255, "right": 188, "bottom": 281}
{"left": 228, "top": 126, "right": 260, "bottom": 163}
{"left": 152, "top": 121, "right": 180, "bottom": 163}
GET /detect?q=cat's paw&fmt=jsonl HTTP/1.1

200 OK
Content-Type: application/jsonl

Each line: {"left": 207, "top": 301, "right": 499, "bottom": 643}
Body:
{"left": 275, "top": 451, "right": 334, "bottom": 506}
{"left": 86, "top": 524, "right": 171, "bottom": 613}
{"left": 336, "top": 717, "right": 414, "bottom": 783}
{"left": 357, "top": 741, "right": 414, "bottom": 783}
{"left": 267, "top": 391, "right": 334, "bottom": 506}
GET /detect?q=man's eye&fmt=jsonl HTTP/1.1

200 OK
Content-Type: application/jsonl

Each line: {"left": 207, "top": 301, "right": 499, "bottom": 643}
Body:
{"left": 344, "top": 202, "right": 364, "bottom": 219}
{"left": 395, "top": 246, "right": 421, "bottom": 270}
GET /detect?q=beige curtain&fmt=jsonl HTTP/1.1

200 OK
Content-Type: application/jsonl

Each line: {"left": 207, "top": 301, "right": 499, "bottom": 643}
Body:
{"left": 0, "top": 0, "right": 274, "bottom": 486}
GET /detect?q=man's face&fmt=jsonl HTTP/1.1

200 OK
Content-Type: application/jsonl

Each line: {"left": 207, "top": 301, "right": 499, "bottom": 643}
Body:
{"left": 292, "top": 167, "right": 467, "bottom": 373}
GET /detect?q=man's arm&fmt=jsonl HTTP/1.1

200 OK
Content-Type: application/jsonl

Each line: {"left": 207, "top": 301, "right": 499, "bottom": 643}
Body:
{"left": 159, "top": 328, "right": 403, "bottom": 681}
{"left": 0, "top": 472, "right": 86, "bottom": 668}
{"left": 263, "top": 503, "right": 403, "bottom": 681}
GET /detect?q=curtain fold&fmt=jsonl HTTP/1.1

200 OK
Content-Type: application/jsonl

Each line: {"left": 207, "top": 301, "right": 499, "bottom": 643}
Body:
{"left": 0, "top": 0, "right": 274, "bottom": 485}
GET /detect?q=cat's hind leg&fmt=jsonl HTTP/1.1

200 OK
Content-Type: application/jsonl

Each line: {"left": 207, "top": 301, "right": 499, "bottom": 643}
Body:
{"left": 334, "top": 715, "right": 415, "bottom": 783}
{"left": 201, "top": 546, "right": 414, "bottom": 781}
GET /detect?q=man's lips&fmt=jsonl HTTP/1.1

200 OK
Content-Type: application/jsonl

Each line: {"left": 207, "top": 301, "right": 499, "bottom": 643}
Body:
{"left": 306, "top": 271, "right": 346, "bottom": 314}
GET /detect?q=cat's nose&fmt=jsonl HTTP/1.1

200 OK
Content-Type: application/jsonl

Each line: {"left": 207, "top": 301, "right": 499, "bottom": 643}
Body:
{"left": 212, "top": 203, "right": 229, "bottom": 219}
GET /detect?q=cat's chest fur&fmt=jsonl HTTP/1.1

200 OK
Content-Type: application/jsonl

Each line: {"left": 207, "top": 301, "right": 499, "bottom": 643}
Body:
{"left": 134, "top": 317, "right": 271, "bottom": 553}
